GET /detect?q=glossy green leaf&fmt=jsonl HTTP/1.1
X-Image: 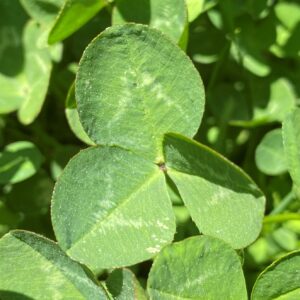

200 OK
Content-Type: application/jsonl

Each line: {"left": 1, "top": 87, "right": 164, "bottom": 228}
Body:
{"left": 0, "top": 141, "right": 43, "bottom": 184}
{"left": 65, "top": 83, "right": 95, "bottom": 145}
{"left": 255, "top": 129, "right": 287, "bottom": 176}
{"left": 20, "top": 0, "right": 64, "bottom": 25}
{"left": 283, "top": 108, "right": 300, "bottom": 194}
{"left": 0, "top": 230, "right": 108, "bottom": 299}
{"left": 48, "top": 0, "right": 107, "bottom": 44}
{"left": 147, "top": 236, "right": 248, "bottom": 299}
{"left": 112, "top": 0, "right": 187, "bottom": 43}
{"left": 106, "top": 268, "right": 147, "bottom": 300}
{"left": 52, "top": 146, "right": 175, "bottom": 270}
{"left": 163, "top": 133, "right": 265, "bottom": 249}
{"left": 251, "top": 250, "right": 300, "bottom": 300}
{"left": 17, "top": 21, "right": 52, "bottom": 125}
{"left": 76, "top": 24, "right": 204, "bottom": 161}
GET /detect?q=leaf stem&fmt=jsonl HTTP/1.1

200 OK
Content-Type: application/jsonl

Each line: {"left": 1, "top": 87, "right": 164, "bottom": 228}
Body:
{"left": 263, "top": 213, "right": 300, "bottom": 224}
{"left": 270, "top": 191, "right": 295, "bottom": 215}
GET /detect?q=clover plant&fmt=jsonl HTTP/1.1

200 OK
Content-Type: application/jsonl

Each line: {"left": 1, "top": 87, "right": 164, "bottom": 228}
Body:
{"left": 0, "top": 0, "right": 300, "bottom": 299}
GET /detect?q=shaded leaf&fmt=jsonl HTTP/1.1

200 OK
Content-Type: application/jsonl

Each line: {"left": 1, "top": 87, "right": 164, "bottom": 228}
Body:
{"left": 65, "top": 83, "right": 95, "bottom": 145}
{"left": 0, "top": 141, "right": 43, "bottom": 184}
{"left": 106, "top": 268, "right": 147, "bottom": 300}
{"left": 283, "top": 108, "right": 300, "bottom": 195}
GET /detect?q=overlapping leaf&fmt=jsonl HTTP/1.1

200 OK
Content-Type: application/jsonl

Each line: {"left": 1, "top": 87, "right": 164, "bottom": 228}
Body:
{"left": 0, "top": 141, "right": 43, "bottom": 184}
{"left": 48, "top": 0, "right": 107, "bottom": 44}
{"left": 147, "top": 236, "right": 248, "bottom": 299}
{"left": 163, "top": 133, "right": 265, "bottom": 249}
{"left": 251, "top": 250, "right": 300, "bottom": 300}
{"left": 112, "top": 0, "right": 187, "bottom": 43}
{"left": 52, "top": 146, "right": 175, "bottom": 270}
{"left": 0, "top": 231, "right": 108, "bottom": 299}
{"left": 65, "top": 83, "right": 95, "bottom": 145}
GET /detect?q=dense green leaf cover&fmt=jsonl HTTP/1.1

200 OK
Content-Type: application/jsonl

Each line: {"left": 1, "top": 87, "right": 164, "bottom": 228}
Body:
{"left": 0, "top": 0, "right": 300, "bottom": 298}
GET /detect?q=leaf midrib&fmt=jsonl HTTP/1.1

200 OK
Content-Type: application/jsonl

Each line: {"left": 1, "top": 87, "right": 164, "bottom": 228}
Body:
{"left": 67, "top": 169, "right": 161, "bottom": 252}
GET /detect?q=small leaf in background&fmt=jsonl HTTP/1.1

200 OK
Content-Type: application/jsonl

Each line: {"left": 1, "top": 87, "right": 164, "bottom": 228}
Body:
{"left": 17, "top": 21, "right": 52, "bottom": 125}
{"left": 106, "top": 268, "right": 147, "bottom": 300}
{"left": 76, "top": 24, "right": 204, "bottom": 161}
{"left": 251, "top": 250, "right": 300, "bottom": 300}
{"left": 255, "top": 128, "right": 287, "bottom": 176}
{"left": 20, "top": 0, "right": 64, "bottom": 26}
{"left": 6, "top": 171, "right": 53, "bottom": 216}
{"left": 0, "top": 141, "right": 43, "bottom": 184}
{"left": 65, "top": 83, "right": 95, "bottom": 145}
{"left": 0, "top": 0, "right": 27, "bottom": 114}
{"left": 112, "top": 0, "right": 187, "bottom": 43}
{"left": 52, "top": 146, "right": 175, "bottom": 270}
{"left": 0, "top": 230, "right": 108, "bottom": 299}
{"left": 186, "top": 0, "right": 218, "bottom": 23}
{"left": 164, "top": 133, "right": 265, "bottom": 249}
{"left": 230, "top": 78, "right": 296, "bottom": 127}
{"left": 147, "top": 236, "right": 248, "bottom": 299}
{"left": 283, "top": 108, "right": 300, "bottom": 195}
{"left": 48, "top": 0, "right": 107, "bottom": 44}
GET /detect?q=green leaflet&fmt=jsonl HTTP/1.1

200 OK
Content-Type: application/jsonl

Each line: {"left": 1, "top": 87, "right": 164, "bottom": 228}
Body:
{"left": 20, "top": 0, "right": 64, "bottom": 26}
{"left": 48, "top": 0, "right": 107, "bottom": 44}
{"left": 255, "top": 128, "right": 287, "bottom": 176}
{"left": 283, "top": 108, "right": 300, "bottom": 195}
{"left": 0, "top": 76, "right": 23, "bottom": 114}
{"left": 0, "top": 141, "right": 43, "bottom": 184}
{"left": 76, "top": 24, "right": 204, "bottom": 162}
{"left": 17, "top": 21, "right": 52, "bottom": 125}
{"left": 65, "top": 83, "right": 95, "bottom": 145}
{"left": 251, "top": 250, "right": 300, "bottom": 300}
{"left": 0, "top": 0, "right": 27, "bottom": 114}
{"left": 147, "top": 236, "right": 248, "bottom": 299}
{"left": 51, "top": 146, "right": 175, "bottom": 270}
{"left": 163, "top": 133, "right": 265, "bottom": 249}
{"left": 0, "top": 230, "right": 108, "bottom": 299}
{"left": 106, "top": 268, "right": 147, "bottom": 300}
{"left": 112, "top": 0, "right": 187, "bottom": 43}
